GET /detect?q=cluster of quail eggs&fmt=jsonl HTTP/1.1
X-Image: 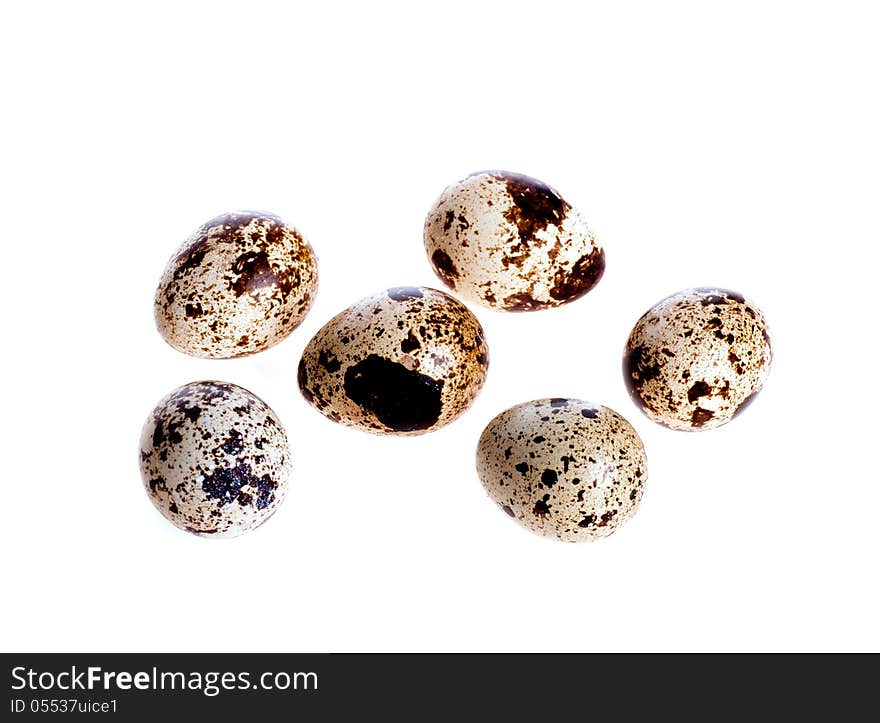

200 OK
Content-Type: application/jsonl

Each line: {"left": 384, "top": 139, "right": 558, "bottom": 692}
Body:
{"left": 140, "top": 171, "right": 772, "bottom": 541}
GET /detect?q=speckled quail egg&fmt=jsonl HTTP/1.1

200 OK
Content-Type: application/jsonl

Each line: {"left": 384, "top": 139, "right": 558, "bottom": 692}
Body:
{"left": 424, "top": 171, "right": 604, "bottom": 311}
{"left": 155, "top": 211, "right": 318, "bottom": 358}
{"left": 476, "top": 399, "right": 647, "bottom": 542}
{"left": 139, "top": 381, "right": 291, "bottom": 538}
{"left": 298, "top": 286, "right": 489, "bottom": 435}
{"left": 624, "top": 288, "right": 772, "bottom": 431}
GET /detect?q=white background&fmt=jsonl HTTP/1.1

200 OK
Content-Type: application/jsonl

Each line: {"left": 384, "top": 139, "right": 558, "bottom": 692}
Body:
{"left": 2, "top": 1, "right": 878, "bottom": 652}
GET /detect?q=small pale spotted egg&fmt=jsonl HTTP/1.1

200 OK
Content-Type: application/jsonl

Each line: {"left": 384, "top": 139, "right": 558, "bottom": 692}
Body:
{"left": 298, "top": 286, "right": 489, "bottom": 435}
{"left": 154, "top": 211, "right": 318, "bottom": 358}
{"left": 624, "top": 288, "right": 772, "bottom": 431}
{"left": 139, "top": 381, "right": 291, "bottom": 538}
{"left": 424, "top": 171, "right": 604, "bottom": 311}
{"left": 476, "top": 399, "right": 647, "bottom": 542}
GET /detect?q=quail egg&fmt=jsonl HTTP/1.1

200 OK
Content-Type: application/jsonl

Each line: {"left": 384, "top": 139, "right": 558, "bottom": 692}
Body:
{"left": 424, "top": 171, "right": 604, "bottom": 311}
{"left": 624, "top": 287, "right": 772, "bottom": 431}
{"left": 298, "top": 286, "right": 489, "bottom": 435}
{"left": 476, "top": 399, "right": 647, "bottom": 542}
{"left": 155, "top": 211, "right": 318, "bottom": 358}
{"left": 139, "top": 381, "right": 291, "bottom": 538}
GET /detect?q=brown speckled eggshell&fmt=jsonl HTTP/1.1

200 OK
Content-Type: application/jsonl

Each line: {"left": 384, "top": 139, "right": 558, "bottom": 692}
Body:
{"left": 139, "top": 381, "right": 291, "bottom": 538}
{"left": 424, "top": 171, "right": 604, "bottom": 311}
{"left": 298, "top": 286, "right": 489, "bottom": 435}
{"left": 476, "top": 399, "right": 647, "bottom": 542}
{"left": 624, "top": 288, "right": 772, "bottom": 431}
{"left": 155, "top": 211, "right": 318, "bottom": 358}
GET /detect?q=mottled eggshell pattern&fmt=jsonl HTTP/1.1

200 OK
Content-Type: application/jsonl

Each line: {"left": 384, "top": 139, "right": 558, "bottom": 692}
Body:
{"left": 139, "top": 381, "right": 291, "bottom": 538}
{"left": 298, "top": 286, "right": 489, "bottom": 435}
{"left": 155, "top": 211, "right": 318, "bottom": 358}
{"left": 624, "top": 288, "right": 772, "bottom": 431}
{"left": 476, "top": 399, "right": 647, "bottom": 542}
{"left": 424, "top": 171, "right": 605, "bottom": 311}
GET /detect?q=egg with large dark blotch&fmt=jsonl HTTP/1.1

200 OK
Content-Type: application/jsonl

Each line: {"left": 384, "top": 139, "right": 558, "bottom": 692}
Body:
{"left": 154, "top": 211, "right": 318, "bottom": 358}
{"left": 298, "top": 287, "right": 489, "bottom": 435}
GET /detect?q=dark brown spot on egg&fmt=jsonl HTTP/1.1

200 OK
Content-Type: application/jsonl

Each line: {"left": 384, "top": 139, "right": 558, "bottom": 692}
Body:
{"left": 533, "top": 497, "right": 551, "bottom": 516}
{"left": 220, "top": 430, "right": 244, "bottom": 456}
{"left": 167, "top": 422, "right": 183, "bottom": 444}
{"left": 201, "top": 465, "right": 249, "bottom": 506}
{"left": 151, "top": 421, "right": 165, "bottom": 448}
{"left": 728, "top": 351, "right": 745, "bottom": 375}
{"left": 541, "top": 469, "right": 558, "bottom": 488}
{"left": 494, "top": 171, "right": 571, "bottom": 243}
{"left": 549, "top": 247, "right": 605, "bottom": 303}
{"left": 687, "top": 381, "right": 712, "bottom": 402}
{"left": 171, "top": 238, "right": 210, "bottom": 281}
{"left": 318, "top": 349, "right": 342, "bottom": 373}
{"left": 598, "top": 510, "right": 617, "bottom": 526}
{"left": 502, "top": 291, "right": 548, "bottom": 312}
{"left": 691, "top": 407, "right": 714, "bottom": 427}
{"left": 159, "top": 420, "right": 183, "bottom": 446}
{"left": 201, "top": 462, "right": 277, "bottom": 509}
{"left": 237, "top": 492, "right": 253, "bottom": 507}
{"left": 443, "top": 210, "right": 454, "bottom": 231}
{"left": 231, "top": 251, "right": 279, "bottom": 298}
{"left": 343, "top": 354, "right": 443, "bottom": 432}
{"left": 430, "top": 250, "right": 459, "bottom": 290}
{"left": 185, "top": 302, "right": 203, "bottom": 318}
{"left": 400, "top": 330, "right": 421, "bottom": 353}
